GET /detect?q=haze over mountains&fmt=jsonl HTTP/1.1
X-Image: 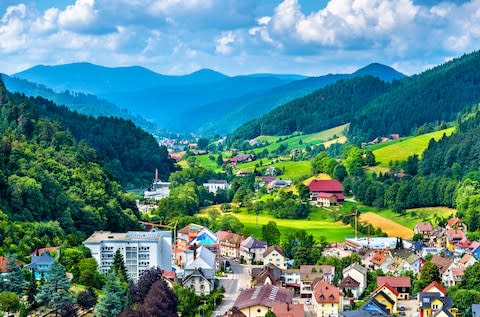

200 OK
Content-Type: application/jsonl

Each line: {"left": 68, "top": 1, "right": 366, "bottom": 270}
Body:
{"left": 10, "top": 62, "right": 404, "bottom": 135}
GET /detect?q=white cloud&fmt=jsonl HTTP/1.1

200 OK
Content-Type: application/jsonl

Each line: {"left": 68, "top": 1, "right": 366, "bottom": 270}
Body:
{"left": 215, "top": 31, "right": 235, "bottom": 55}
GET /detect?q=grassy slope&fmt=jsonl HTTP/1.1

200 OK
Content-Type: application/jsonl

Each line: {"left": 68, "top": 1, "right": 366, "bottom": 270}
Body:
{"left": 372, "top": 127, "right": 455, "bottom": 167}
{"left": 236, "top": 160, "right": 311, "bottom": 180}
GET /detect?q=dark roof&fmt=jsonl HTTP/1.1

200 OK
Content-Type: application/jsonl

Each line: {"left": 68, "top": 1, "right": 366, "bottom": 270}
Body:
{"left": 241, "top": 236, "right": 267, "bottom": 249}
{"left": 374, "top": 290, "right": 396, "bottom": 306}
{"left": 233, "top": 285, "right": 293, "bottom": 309}
{"left": 338, "top": 275, "right": 360, "bottom": 288}
{"left": 360, "top": 297, "right": 391, "bottom": 315}
{"left": 222, "top": 307, "right": 247, "bottom": 317}
{"left": 431, "top": 255, "right": 454, "bottom": 275}
{"left": 182, "top": 268, "right": 212, "bottom": 285}
{"left": 26, "top": 253, "right": 55, "bottom": 270}
{"left": 418, "top": 292, "right": 453, "bottom": 309}
{"left": 309, "top": 179, "right": 343, "bottom": 192}
{"left": 251, "top": 265, "right": 282, "bottom": 286}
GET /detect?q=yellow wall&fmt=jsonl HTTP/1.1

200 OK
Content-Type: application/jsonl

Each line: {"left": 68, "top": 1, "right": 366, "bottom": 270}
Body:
{"left": 374, "top": 294, "right": 394, "bottom": 314}
{"left": 240, "top": 305, "right": 269, "bottom": 317}
{"left": 315, "top": 302, "right": 340, "bottom": 317}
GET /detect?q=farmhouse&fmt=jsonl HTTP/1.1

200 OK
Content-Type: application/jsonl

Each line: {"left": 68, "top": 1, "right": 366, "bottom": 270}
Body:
{"left": 203, "top": 179, "right": 229, "bottom": 194}
{"left": 308, "top": 179, "right": 345, "bottom": 206}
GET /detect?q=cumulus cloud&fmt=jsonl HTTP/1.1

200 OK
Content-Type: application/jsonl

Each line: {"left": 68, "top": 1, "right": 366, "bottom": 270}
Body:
{"left": 216, "top": 31, "right": 236, "bottom": 55}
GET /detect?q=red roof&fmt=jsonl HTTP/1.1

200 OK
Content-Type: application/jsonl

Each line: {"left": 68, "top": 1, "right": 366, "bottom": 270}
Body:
{"left": 377, "top": 276, "right": 411, "bottom": 289}
{"left": 447, "top": 217, "right": 463, "bottom": 227}
{"left": 309, "top": 180, "right": 343, "bottom": 192}
{"left": 415, "top": 222, "right": 433, "bottom": 232}
{"left": 318, "top": 192, "right": 345, "bottom": 200}
{"left": 423, "top": 281, "right": 447, "bottom": 296}
{"left": 0, "top": 256, "right": 7, "bottom": 273}
{"left": 30, "top": 246, "right": 60, "bottom": 256}
{"left": 272, "top": 303, "right": 304, "bottom": 317}
{"left": 313, "top": 280, "right": 342, "bottom": 304}
{"left": 374, "top": 283, "right": 400, "bottom": 297}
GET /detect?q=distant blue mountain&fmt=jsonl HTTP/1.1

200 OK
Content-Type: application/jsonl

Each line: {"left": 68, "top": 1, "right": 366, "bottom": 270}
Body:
{"left": 13, "top": 62, "right": 404, "bottom": 134}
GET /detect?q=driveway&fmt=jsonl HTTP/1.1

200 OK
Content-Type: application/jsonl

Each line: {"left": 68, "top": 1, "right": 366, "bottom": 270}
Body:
{"left": 399, "top": 299, "right": 418, "bottom": 317}
{"left": 213, "top": 261, "right": 253, "bottom": 316}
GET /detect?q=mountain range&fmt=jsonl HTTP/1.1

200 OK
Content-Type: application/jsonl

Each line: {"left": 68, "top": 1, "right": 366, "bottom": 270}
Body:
{"left": 11, "top": 62, "right": 404, "bottom": 135}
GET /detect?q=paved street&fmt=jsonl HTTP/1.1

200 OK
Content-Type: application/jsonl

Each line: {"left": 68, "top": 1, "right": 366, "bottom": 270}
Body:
{"left": 213, "top": 261, "right": 258, "bottom": 316}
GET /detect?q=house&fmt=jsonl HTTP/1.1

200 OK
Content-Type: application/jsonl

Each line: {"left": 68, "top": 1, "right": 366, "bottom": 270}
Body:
{"left": 272, "top": 303, "right": 305, "bottom": 317}
{"left": 414, "top": 223, "right": 434, "bottom": 240}
{"left": 371, "top": 284, "right": 398, "bottom": 314}
{"left": 390, "top": 134, "right": 400, "bottom": 140}
{"left": 423, "top": 281, "right": 447, "bottom": 297}
{"left": 471, "top": 242, "right": 480, "bottom": 260}
{"left": 233, "top": 154, "right": 255, "bottom": 163}
{"left": 83, "top": 230, "right": 172, "bottom": 281}
{"left": 342, "top": 263, "right": 368, "bottom": 298}
{"left": 30, "top": 246, "right": 61, "bottom": 256}
{"left": 218, "top": 231, "right": 243, "bottom": 259}
{"left": 233, "top": 285, "right": 293, "bottom": 317}
{"left": 338, "top": 276, "right": 362, "bottom": 299}
{"left": 265, "top": 167, "right": 277, "bottom": 176}
{"left": 431, "top": 255, "right": 454, "bottom": 276}
{"left": 446, "top": 217, "right": 467, "bottom": 232}
{"left": 267, "top": 179, "right": 292, "bottom": 192}
{"left": 237, "top": 170, "right": 252, "bottom": 177}
{"left": 299, "top": 265, "right": 335, "bottom": 297}
{"left": 312, "top": 279, "right": 344, "bottom": 317}
{"left": 251, "top": 264, "right": 282, "bottom": 287}
{"left": 240, "top": 236, "right": 267, "bottom": 264}
{"left": 445, "top": 229, "right": 468, "bottom": 251}
{"left": 176, "top": 223, "right": 204, "bottom": 265}
{"left": 222, "top": 307, "right": 247, "bottom": 317}
{"left": 459, "top": 253, "right": 477, "bottom": 268}
{"left": 376, "top": 276, "right": 411, "bottom": 300}
{"left": 353, "top": 297, "right": 393, "bottom": 316}
{"left": 26, "top": 253, "right": 55, "bottom": 280}
{"left": 282, "top": 269, "right": 301, "bottom": 291}
{"left": 404, "top": 253, "right": 423, "bottom": 274}
{"left": 369, "top": 251, "right": 392, "bottom": 271}
{"left": 308, "top": 180, "right": 345, "bottom": 206}
{"left": 418, "top": 292, "right": 457, "bottom": 317}
{"left": 263, "top": 245, "right": 287, "bottom": 269}
{"left": 260, "top": 176, "right": 276, "bottom": 186}
{"left": 183, "top": 246, "right": 216, "bottom": 282}
{"left": 443, "top": 267, "right": 464, "bottom": 287}
{"left": 189, "top": 227, "right": 219, "bottom": 256}
{"left": 203, "top": 180, "right": 229, "bottom": 194}
{"left": 182, "top": 268, "right": 213, "bottom": 295}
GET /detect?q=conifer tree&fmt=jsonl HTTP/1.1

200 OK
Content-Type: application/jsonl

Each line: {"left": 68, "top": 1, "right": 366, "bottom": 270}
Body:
{"left": 96, "top": 272, "right": 125, "bottom": 317}
{"left": 111, "top": 250, "right": 129, "bottom": 282}
{"left": 35, "top": 261, "right": 72, "bottom": 313}
{"left": 27, "top": 271, "right": 37, "bottom": 304}
{"left": 1, "top": 255, "right": 26, "bottom": 295}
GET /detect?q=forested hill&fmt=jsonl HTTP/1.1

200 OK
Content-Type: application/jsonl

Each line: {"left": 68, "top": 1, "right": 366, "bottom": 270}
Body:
{"left": 227, "top": 76, "right": 392, "bottom": 144}
{"left": 2, "top": 74, "right": 156, "bottom": 132}
{"left": 349, "top": 50, "right": 480, "bottom": 142}
{"left": 5, "top": 80, "right": 175, "bottom": 187}
{"left": 0, "top": 80, "right": 141, "bottom": 236}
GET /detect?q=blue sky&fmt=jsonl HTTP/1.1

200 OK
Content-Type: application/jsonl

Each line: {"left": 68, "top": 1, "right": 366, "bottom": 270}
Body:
{"left": 0, "top": 0, "right": 478, "bottom": 76}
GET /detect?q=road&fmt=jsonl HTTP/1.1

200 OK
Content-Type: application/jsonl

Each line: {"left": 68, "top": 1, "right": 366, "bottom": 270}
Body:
{"left": 212, "top": 261, "right": 255, "bottom": 316}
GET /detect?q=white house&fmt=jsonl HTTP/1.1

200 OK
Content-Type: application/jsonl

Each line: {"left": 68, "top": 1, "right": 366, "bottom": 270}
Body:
{"left": 263, "top": 245, "right": 287, "bottom": 269}
{"left": 342, "top": 263, "right": 367, "bottom": 297}
{"left": 182, "top": 268, "right": 214, "bottom": 295}
{"left": 240, "top": 236, "right": 267, "bottom": 264}
{"left": 183, "top": 246, "right": 216, "bottom": 281}
{"left": 203, "top": 180, "right": 229, "bottom": 194}
{"left": 83, "top": 230, "right": 172, "bottom": 281}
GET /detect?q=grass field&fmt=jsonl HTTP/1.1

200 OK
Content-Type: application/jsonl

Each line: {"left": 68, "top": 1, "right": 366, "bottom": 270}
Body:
{"left": 372, "top": 127, "right": 455, "bottom": 167}
{"left": 250, "top": 124, "right": 349, "bottom": 155}
{"left": 200, "top": 206, "right": 354, "bottom": 242}
{"left": 235, "top": 160, "right": 311, "bottom": 180}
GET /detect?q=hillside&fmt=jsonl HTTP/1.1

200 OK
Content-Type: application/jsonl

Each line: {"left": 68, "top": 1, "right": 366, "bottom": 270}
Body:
{"left": 2, "top": 74, "right": 156, "bottom": 131}
{"left": 6, "top": 82, "right": 175, "bottom": 187}
{"left": 181, "top": 63, "right": 404, "bottom": 135}
{"left": 0, "top": 80, "right": 140, "bottom": 235}
{"left": 228, "top": 76, "right": 391, "bottom": 144}
{"left": 349, "top": 50, "right": 480, "bottom": 142}
{"left": 371, "top": 128, "right": 455, "bottom": 167}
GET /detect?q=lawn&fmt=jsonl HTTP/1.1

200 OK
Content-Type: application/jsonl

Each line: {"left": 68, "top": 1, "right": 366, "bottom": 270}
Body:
{"left": 200, "top": 206, "right": 355, "bottom": 242}
{"left": 372, "top": 127, "right": 455, "bottom": 167}
{"left": 236, "top": 160, "right": 311, "bottom": 180}
{"left": 179, "top": 153, "right": 223, "bottom": 172}
{"left": 250, "top": 124, "right": 349, "bottom": 155}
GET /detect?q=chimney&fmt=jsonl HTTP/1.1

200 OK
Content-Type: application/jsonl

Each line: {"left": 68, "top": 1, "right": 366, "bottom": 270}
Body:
{"left": 155, "top": 168, "right": 159, "bottom": 182}
{"left": 193, "top": 243, "right": 197, "bottom": 260}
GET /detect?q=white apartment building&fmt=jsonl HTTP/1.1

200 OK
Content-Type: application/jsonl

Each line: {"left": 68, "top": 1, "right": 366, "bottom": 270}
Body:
{"left": 83, "top": 230, "right": 172, "bottom": 281}
{"left": 203, "top": 180, "right": 229, "bottom": 194}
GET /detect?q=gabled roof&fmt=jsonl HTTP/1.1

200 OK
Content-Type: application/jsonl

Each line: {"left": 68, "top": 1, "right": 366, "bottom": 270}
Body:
{"left": 418, "top": 292, "right": 453, "bottom": 309}
{"left": 447, "top": 217, "right": 463, "bottom": 227}
{"left": 178, "top": 223, "right": 204, "bottom": 235}
{"left": 190, "top": 227, "right": 218, "bottom": 246}
{"left": 373, "top": 283, "right": 399, "bottom": 297}
{"left": 251, "top": 264, "right": 282, "bottom": 286}
{"left": 371, "top": 252, "right": 387, "bottom": 266}
{"left": 423, "top": 281, "right": 447, "bottom": 296}
{"left": 313, "top": 279, "right": 342, "bottom": 304}
{"left": 30, "top": 246, "right": 61, "bottom": 256}
{"left": 299, "top": 265, "right": 334, "bottom": 275}
{"left": 222, "top": 307, "right": 247, "bottom": 317}
{"left": 271, "top": 303, "right": 305, "bottom": 317}
{"left": 264, "top": 245, "right": 285, "bottom": 258}
{"left": 338, "top": 275, "right": 360, "bottom": 288}
{"left": 26, "top": 253, "right": 55, "bottom": 269}
{"left": 373, "top": 290, "right": 396, "bottom": 306}
{"left": 185, "top": 246, "right": 216, "bottom": 271}
{"left": 415, "top": 222, "right": 433, "bottom": 232}
{"left": 182, "top": 268, "right": 212, "bottom": 285}
{"left": 431, "top": 256, "right": 454, "bottom": 275}
{"left": 309, "top": 179, "right": 343, "bottom": 192}
{"left": 377, "top": 276, "right": 411, "bottom": 289}
{"left": 360, "top": 297, "right": 392, "bottom": 315}
{"left": 233, "top": 285, "right": 293, "bottom": 309}
{"left": 343, "top": 262, "right": 368, "bottom": 275}
{"left": 241, "top": 236, "right": 267, "bottom": 249}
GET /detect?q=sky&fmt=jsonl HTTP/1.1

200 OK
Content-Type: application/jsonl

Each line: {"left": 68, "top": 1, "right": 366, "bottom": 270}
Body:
{"left": 0, "top": 0, "right": 479, "bottom": 76}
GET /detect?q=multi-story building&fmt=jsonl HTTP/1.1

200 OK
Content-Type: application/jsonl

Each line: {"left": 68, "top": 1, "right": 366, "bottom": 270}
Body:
{"left": 203, "top": 180, "right": 229, "bottom": 194}
{"left": 83, "top": 230, "right": 172, "bottom": 281}
{"left": 240, "top": 236, "right": 267, "bottom": 264}
{"left": 218, "top": 231, "right": 243, "bottom": 259}
{"left": 313, "top": 279, "right": 344, "bottom": 317}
